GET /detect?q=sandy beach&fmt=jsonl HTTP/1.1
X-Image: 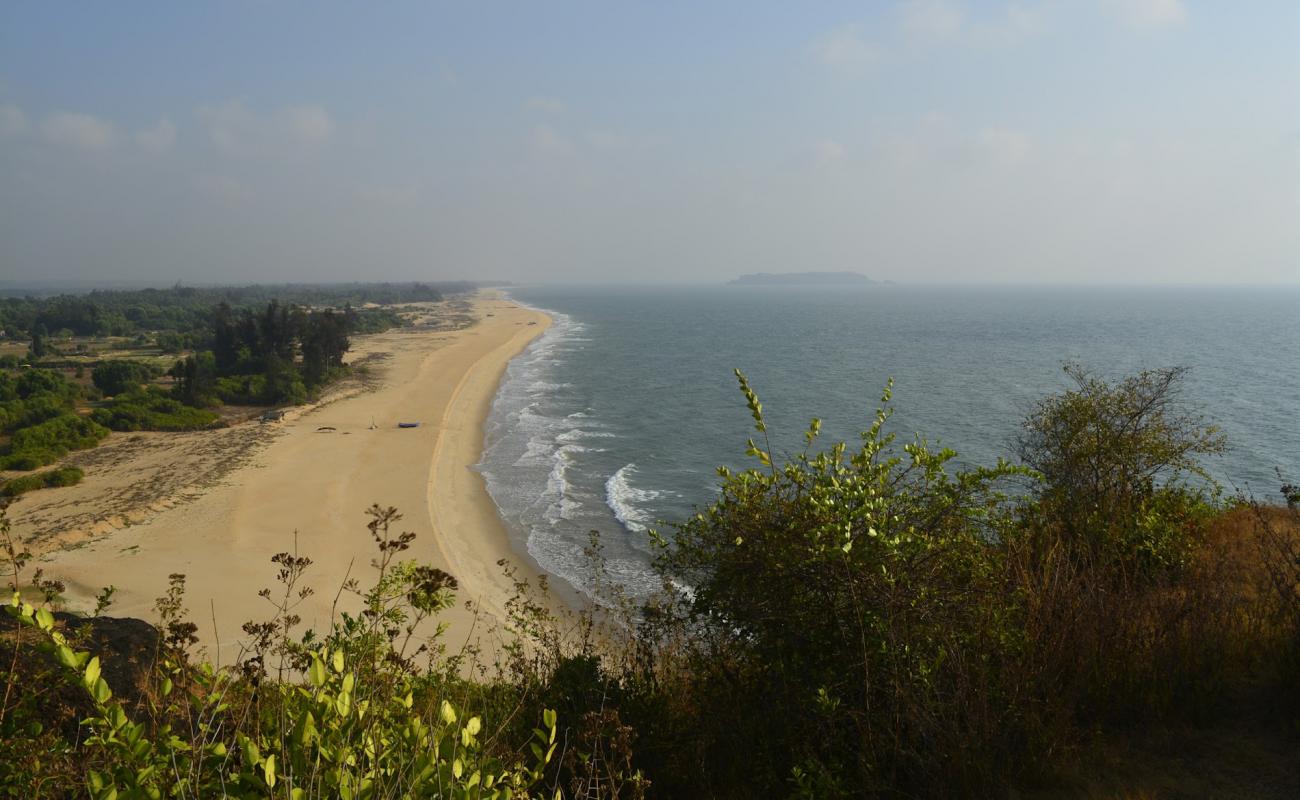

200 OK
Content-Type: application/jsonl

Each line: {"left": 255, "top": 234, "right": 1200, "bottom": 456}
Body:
{"left": 15, "top": 292, "right": 552, "bottom": 658}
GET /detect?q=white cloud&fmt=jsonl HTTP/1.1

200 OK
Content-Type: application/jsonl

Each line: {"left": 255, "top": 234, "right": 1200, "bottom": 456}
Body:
{"left": 0, "top": 103, "right": 29, "bottom": 139}
{"left": 283, "top": 105, "right": 333, "bottom": 144}
{"left": 976, "top": 126, "right": 1031, "bottom": 165}
{"left": 197, "top": 100, "right": 257, "bottom": 155}
{"left": 531, "top": 124, "right": 573, "bottom": 155}
{"left": 135, "top": 118, "right": 176, "bottom": 152}
{"left": 193, "top": 173, "right": 250, "bottom": 205}
{"left": 356, "top": 183, "right": 420, "bottom": 208}
{"left": 899, "top": 0, "right": 966, "bottom": 42}
{"left": 197, "top": 100, "right": 333, "bottom": 156}
{"left": 585, "top": 130, "right": 661, "bottom": 152}
{"left": 436, "top": 64, "right": 459, "bottom": 88}
{"left": 814, "top": 26, "right": 882, "bottom": 67}
{"left": 526, "top": 96, "right": 565, "bottom": 114}
{"left": 815, "top": 139, "right": 847, "bottom": 164}
{"left": 42, "top": 111, "right": 115, "bottom": 150}
{"left": 1106, "top": 0, "right": 1187, "bottom": 30}
{"left": 971, "top": 2, "right": 1052, "bottom": 44}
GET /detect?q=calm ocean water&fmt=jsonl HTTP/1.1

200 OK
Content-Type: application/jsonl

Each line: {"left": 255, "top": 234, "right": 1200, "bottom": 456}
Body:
{"left": 478, "top": 286, "right": 1300, "bottom": 600}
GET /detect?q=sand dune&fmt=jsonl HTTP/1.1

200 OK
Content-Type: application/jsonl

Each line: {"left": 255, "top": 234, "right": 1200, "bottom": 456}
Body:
{"left": 27, "top": 292, "right": 552, "bottom": 659}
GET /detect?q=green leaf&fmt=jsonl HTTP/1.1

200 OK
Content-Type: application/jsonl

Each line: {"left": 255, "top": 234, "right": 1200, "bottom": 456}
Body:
{"left": 83, "top": 656, "right": 102, "bottom": 691}
{"left": 332, "top": 648, "right": 345, "bottom": 674}
{"left": 263, "top": 754, "right": 276, "bottom": 788}
{"left": 240, "top": 735, "right": 260, "bottom": 767}
{"left": 309, "top": 656, "right": 326, "bottom": 688}
{"left": 55, "top": 644, "right": 79, "bottom": 669}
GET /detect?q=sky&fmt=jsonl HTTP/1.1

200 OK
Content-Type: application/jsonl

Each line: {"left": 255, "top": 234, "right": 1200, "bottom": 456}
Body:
{"left": 1, "top": 1, "right": 1297, "bottom": 286}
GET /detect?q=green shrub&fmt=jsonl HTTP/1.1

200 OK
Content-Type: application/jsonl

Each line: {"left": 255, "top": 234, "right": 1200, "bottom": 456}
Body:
{"left": 215, "top": 374, "right": 267, "bottom": 405}
{"left": 642, "top": 373, "right": 1028, "bottom": 795}
{"left": 6, "top": 414, "right": 108, "bottom": 460}
{"left": 1, "top": 465, "right": 84, "bottom": 497}
{"left": 90, "top": 360, "right": 158, "bottom": 397}
{"left": 15, "top": 368, "right": 75, "bottom": 401}
{"left": 43, "top": 465, "right": 84, "bottom": 488}
{"left": 0, "top": 474, "right": 43, "bottom": 497}
{"left": 0, "top": 450, "right": 58, "bottom": 471}
{"left": 91, "top": 389, "right": 219, "bottom": 432}
{"left": 1, "top": 503, "right": 562, "bottom": 799}
{"left": 1014, "top": 363, "right": 1225, "bottom": 571}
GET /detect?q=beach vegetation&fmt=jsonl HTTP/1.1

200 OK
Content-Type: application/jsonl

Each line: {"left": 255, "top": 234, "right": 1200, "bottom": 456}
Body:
{"left": 1, "top": 369, "right": 107, "bottom": 471}
{"left": 91, "top": 388, "right": 221, "bottom": 432}
{"left": 169, "top": 350, "right": 218, "bottom": 407}
{"left": 1, "top": 466, "right": 84, "bottom": 498}
{"left": 90, "top": 359, "right": 160, "bottom": 397}
{"left": 2, "top": 415, "right": 109, "bottom": 470}
{"left": 0, "top": 282, "right": 456, "bottom": 342}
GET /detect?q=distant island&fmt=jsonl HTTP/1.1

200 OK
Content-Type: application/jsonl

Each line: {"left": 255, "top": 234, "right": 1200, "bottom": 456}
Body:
{"left": 728, "top": 271, "right": 878, "bottom": 286}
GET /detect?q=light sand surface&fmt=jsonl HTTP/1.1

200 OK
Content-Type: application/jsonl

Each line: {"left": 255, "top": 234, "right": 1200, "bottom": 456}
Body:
{"left": 25, "top": 292, "right": 552, "bottom": 658}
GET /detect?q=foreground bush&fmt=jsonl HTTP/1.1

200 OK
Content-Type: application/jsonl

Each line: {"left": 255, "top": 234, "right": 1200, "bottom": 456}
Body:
{"left": 1, "top": 365, "right": 1296, "bottom": 799}
{"left": 638, "top": 374, "right": 1028, "bottom": 795}
{"left": 623, "top": 367, "right": 1294, "bottom": 797}
{"left": 1, "top": 504, "right": 563, "bottom": 799}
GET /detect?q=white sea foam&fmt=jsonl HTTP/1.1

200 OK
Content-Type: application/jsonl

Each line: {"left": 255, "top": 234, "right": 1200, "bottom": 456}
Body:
{"left": 482, "top": 296, "right": 668, "bottom": 602}
{"left": 605, "top": 463, "right": 661, "bottom": 533}
{"left": 528, "top": 381, "right": 571, "bottom": 393}
{"left": 556, "top": 428, "right": 616, "bottom": 443}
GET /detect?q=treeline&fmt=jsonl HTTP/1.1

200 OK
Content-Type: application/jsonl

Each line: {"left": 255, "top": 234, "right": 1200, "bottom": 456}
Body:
{"left": 0, "top": 282, "right": 462, "bottom": 343}
{"left": 173, "top": 300, "right": 355, "bottom": 406}
{"left": 3, "top": 365, "right": 1298, "bottom": 798}
{"left": 0, "top": 299, "right": 363, "bottom": 495}
{"left": 1, "top": 282, "right": 458, "bottom": 498}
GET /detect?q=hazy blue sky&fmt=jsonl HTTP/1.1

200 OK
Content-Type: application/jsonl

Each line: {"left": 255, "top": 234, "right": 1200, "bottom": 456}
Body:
{"left": 2, "top": 2, "right": 1297, "bottom": 285}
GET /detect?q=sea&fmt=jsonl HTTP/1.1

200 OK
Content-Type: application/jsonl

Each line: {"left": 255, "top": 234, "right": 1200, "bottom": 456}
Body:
{"left": 477, "top": 285, "right": 1300, "bottom": 601}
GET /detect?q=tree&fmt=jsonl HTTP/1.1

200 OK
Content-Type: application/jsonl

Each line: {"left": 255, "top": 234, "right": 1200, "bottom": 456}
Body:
{"left": 299, "top": 309, "right": 350, "bottom": 388}
{"left": 212, "top": 302, "right": 240, "bottom": 372}
{"left": 259, "top": 300, "right": 296, "bottom": 361}
{"left": 29, "top": 324, "right": 47, "bottom": 359}
{"left": 260, "top": 355, "right": 306, "bottom": 405}
{"left": 170, "top": 352, "right": 217, "bottom": 407}
{"left": 92, "top": 360, "right": 156, "bottom": 397}
{"left": 1014, "top": 363, "right": 1226, "bottom": 566}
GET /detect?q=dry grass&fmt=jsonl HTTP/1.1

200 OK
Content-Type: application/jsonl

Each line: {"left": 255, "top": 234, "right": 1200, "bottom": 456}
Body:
{"left": 1017, "top": 503, "right": 1300, "bottom": 799}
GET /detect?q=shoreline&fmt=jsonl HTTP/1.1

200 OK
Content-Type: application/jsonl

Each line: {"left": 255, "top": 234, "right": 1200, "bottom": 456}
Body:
{"left": 27, "top": 291, "right": 555, "bottom": 655}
